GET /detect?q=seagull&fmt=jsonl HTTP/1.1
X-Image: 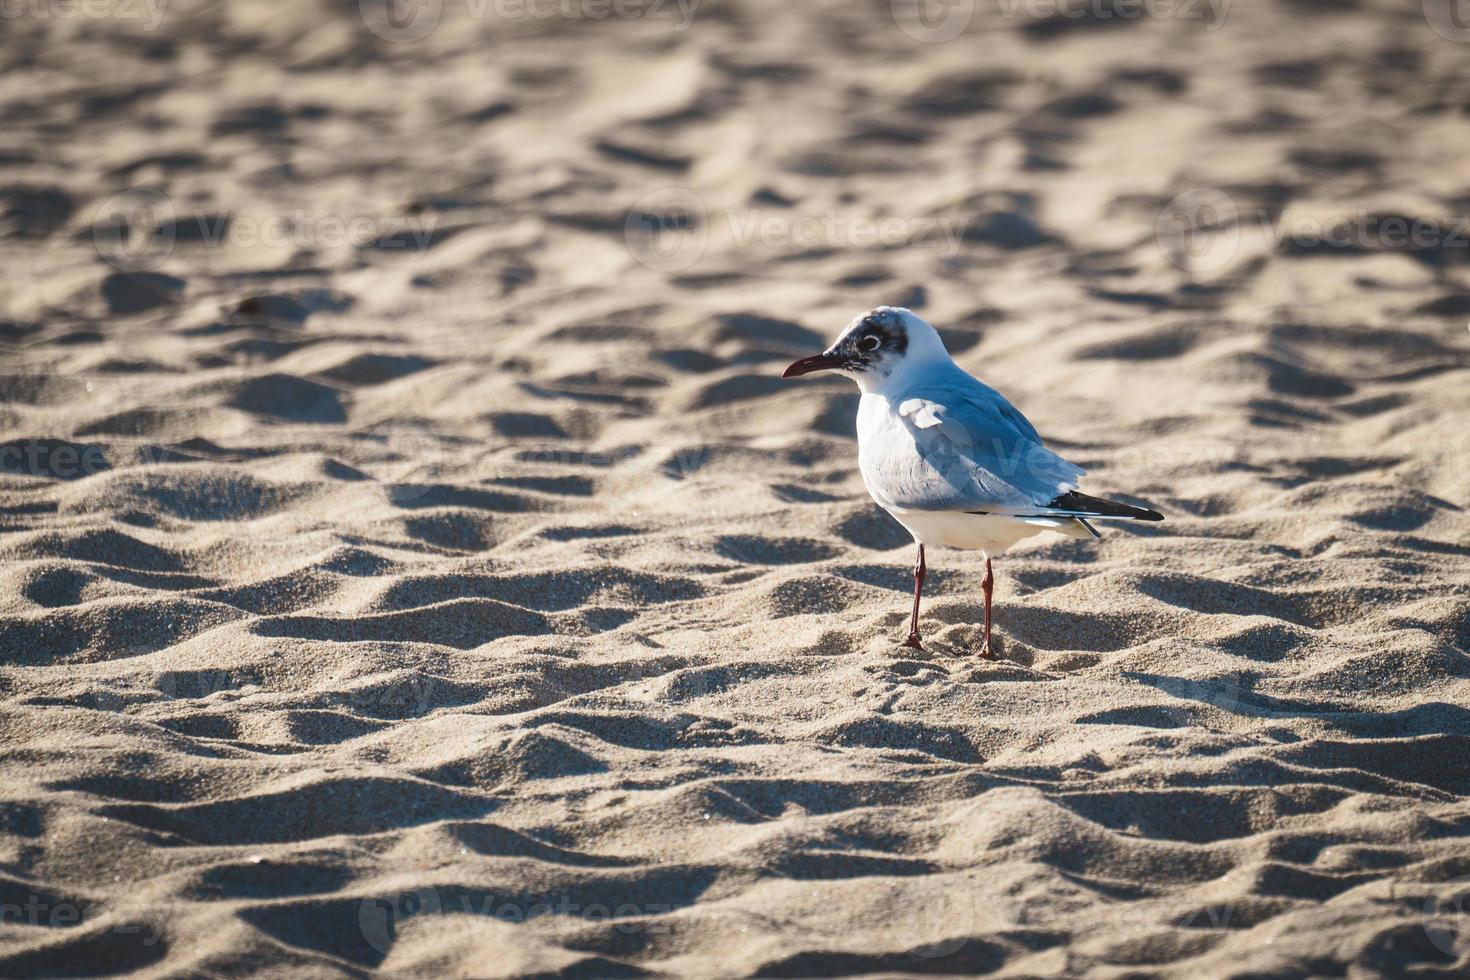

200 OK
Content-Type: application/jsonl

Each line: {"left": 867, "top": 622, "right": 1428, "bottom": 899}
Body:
{"left": 781, "top": 307, "right": 1163, "bottom": 660}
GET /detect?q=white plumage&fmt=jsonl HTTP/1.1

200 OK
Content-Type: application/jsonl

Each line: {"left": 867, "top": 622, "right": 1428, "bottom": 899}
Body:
{"left": 783, "top": 306, "right": 1163, "bottom": 658}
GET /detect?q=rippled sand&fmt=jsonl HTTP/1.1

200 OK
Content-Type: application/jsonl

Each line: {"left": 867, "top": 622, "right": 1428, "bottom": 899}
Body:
{"left": 2, "top": 0, "right": 1469, "bottom": 975}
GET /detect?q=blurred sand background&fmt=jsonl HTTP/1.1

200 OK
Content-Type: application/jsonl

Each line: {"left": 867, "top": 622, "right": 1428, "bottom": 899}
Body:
{"left": 2, "top": 0, "right": 1470, "bottom": 975}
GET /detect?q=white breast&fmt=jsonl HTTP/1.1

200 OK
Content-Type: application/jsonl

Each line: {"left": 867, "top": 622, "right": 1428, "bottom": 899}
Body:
{"left": 855, "top": 392, "right": 1071, "bottom": 556}
{"left": 855, "top": 393, "right": 914, "bottom": 511}
{"left": 884, "top": 509, "right": 1050, "bottom": 555}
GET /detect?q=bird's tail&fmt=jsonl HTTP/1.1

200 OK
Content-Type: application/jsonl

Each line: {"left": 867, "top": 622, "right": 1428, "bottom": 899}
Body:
{"left": 1042, "top": 491, "right": 1164, "bottom": 522}
{"left": 1001, "top": 492, "right": 1163, "bottom": 538}
{"left": 971, "top": 492, "right": 1163, "bottom": 540}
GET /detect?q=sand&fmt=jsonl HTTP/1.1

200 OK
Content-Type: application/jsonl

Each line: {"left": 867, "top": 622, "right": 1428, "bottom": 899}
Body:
{"left": 2, "top": 0, "right": 1470, "bottom": 975}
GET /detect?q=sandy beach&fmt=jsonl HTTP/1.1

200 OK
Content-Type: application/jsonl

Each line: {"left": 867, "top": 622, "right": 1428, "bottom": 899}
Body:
{"left": 2, "top": 0, "right": 1470, "bottom": 975}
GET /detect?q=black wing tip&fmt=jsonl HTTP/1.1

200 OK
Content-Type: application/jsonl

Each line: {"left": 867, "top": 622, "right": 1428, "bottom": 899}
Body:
{"left": 1048, "top": 491, "right": 1165, "bottom": 522}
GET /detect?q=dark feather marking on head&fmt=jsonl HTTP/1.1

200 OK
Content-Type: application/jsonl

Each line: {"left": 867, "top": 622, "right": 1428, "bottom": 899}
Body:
{"left": 841, "top": 311, "right": 906, "bottom": 371}
{"left": 862, "top": 314, "right": 907, "bottom": 356}
{"left": 858, "top": 315, "right": 905, "bottom": 358}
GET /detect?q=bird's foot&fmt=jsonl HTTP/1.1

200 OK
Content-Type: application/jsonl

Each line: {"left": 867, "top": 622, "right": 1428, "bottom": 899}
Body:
{"left": 901, "top": 633, "right": 925, "bottom": 652}
{"left": 977, "top": 641, "right": 998, "bottom": 661}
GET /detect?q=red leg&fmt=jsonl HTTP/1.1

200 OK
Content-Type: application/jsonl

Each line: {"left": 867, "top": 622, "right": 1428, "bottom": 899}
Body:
{"left": 979, "top": 557, "right": 997, "bottom": 660}
{"left": 902, "top": 544, "right": 925, "bottom": 650}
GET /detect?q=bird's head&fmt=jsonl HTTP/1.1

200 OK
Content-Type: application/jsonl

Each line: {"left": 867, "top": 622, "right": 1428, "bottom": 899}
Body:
{"left": 781, "top": 307, "right": 949, "bottom": 392}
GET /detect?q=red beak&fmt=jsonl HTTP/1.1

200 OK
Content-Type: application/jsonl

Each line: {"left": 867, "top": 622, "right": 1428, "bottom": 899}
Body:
{"left": 781, "top": 352, "right": 843, "bottom": 378}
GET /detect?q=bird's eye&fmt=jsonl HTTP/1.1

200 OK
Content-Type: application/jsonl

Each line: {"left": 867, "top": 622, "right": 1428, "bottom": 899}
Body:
{"left": 857, "top": 336, "right": 880, "bottom": 352}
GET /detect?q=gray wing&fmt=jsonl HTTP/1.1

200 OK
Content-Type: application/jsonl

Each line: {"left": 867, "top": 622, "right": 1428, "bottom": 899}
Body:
{"left": 863, "top": 381, "right": 1084, "bottom": 513}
